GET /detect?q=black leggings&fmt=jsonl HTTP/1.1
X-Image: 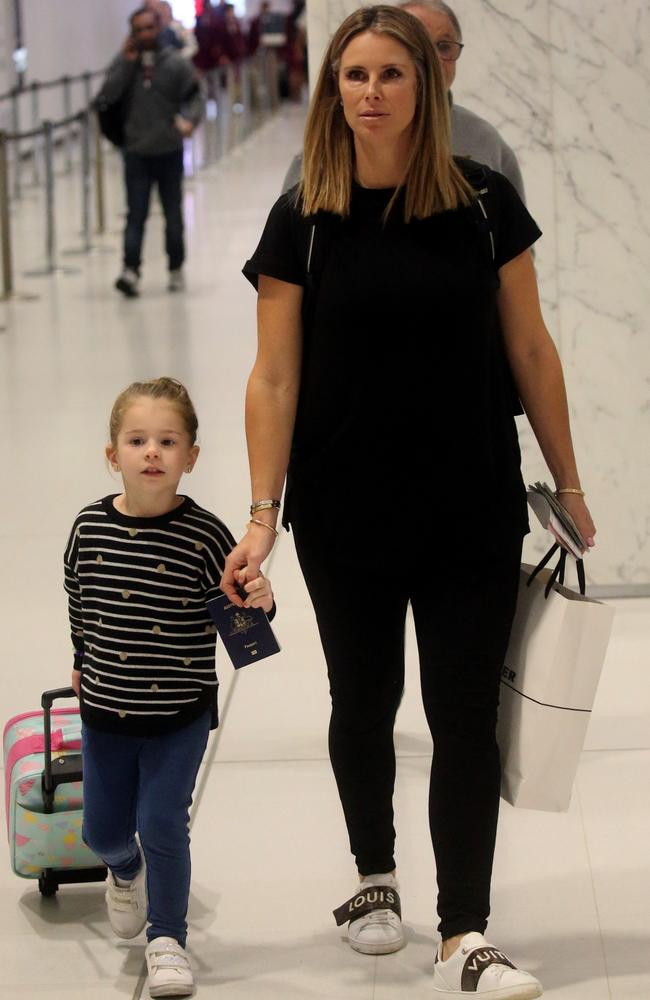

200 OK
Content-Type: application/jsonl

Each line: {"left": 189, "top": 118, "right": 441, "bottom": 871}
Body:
{"left": 292, "top": 520, "right": 523, "bottom": 940}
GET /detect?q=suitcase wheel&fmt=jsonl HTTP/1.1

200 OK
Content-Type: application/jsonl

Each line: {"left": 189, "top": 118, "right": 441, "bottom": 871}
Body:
{"left": 38, "top": 874, "right": 58, "bottom": 898}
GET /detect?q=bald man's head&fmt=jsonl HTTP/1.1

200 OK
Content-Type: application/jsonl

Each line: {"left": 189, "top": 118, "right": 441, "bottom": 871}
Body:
{"left": 400, "top": 1, "right": 462, "bottom": 88}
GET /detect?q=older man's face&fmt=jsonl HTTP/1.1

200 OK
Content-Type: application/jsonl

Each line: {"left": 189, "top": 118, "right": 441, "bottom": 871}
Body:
{"left": 404, "top": 6, "right": 460, "bottom": 89}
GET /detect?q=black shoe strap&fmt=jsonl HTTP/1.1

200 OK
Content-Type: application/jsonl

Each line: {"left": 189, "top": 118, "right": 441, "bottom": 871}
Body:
{"left": 333, "top": 885, "right": 401, "bottom": 927}
{"left": 461, "top": 946, "right": 516, "bottom": 991}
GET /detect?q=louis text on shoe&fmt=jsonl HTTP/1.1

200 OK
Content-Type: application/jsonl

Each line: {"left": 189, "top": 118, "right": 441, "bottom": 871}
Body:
{"left": 333, "top": 872, "right": 404, "bottom": 956}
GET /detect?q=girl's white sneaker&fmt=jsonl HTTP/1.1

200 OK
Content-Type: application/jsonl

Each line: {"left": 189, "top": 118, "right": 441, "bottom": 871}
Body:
{"left": 105, "top": 844, "right": 147, "bottom": 939}
{"left": 333, "top": 872, "right": 404, "bottom": 955}
{"left": 433, "top": 932, "right": 543, "bottom": 999}
{"left": 145, "top": 937, "right": 194, "bottom": 998}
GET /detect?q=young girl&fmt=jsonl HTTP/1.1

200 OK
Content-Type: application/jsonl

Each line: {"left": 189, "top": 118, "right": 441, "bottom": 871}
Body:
{"left": 64, "top": 377, "right": 274, "bottom": 998}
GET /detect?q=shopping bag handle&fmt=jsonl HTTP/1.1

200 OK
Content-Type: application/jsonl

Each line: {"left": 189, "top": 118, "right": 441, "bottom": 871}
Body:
{"left": 527, "top": 543, "right": 586, "bottom": 598}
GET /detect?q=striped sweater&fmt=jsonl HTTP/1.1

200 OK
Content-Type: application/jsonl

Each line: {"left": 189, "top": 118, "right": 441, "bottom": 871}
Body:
{"left": 64, "top": 495, "right": 237, "bottom": 736}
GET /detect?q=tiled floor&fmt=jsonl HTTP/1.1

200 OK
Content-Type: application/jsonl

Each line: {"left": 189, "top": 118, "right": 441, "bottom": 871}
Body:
{"left": 0, "top": 105, "right": 648, "bottom": 999}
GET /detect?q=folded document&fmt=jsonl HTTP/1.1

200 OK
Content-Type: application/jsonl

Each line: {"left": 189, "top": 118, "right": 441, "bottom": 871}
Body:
{"left": 526, "top": 482, "right": 586, "bottom": 559}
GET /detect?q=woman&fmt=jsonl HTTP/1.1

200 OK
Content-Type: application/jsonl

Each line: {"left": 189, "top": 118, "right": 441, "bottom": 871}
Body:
{"left": 222, "top": 7, "right": 595, "bottom": 997}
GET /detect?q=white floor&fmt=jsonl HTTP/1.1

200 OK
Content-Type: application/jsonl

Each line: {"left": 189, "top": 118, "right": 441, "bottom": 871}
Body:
{"left": 0, "top": 105, "right": 648, "bottom": 1000}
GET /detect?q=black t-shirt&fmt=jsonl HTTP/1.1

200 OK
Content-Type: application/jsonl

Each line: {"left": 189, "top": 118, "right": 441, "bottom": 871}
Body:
{"left": 243, "top": 167, "right": 541, "bottom": 548}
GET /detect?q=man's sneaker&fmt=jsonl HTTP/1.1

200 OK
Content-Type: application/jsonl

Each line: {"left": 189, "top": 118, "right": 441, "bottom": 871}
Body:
{"left": 146, "top": 937, "right": 194, "bottom": 998}
{"left": 115, "top": 269, "right": 140, "bottom": 297}
{"left": 106, "top": 844, "right": 147, "bottom": 939}
{"left": 168, "top": 269, "right": 185, "bottom": 292}
{"left": 333, "top": 872, "right": 404, "bottom": 955}
{"left": 433, "top": 931, "right": 543, "bottom": 999}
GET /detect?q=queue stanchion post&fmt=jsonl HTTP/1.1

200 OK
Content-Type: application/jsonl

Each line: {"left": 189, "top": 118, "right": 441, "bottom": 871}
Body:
{"left": 207, "top": 76, "right": 219, "bottom": 164}
{"left": 0, "top": 131, "right": 13, "bottom": 299}
{"left": 44, "top": 121, "right": 55, "bottom": 270}
{"left": 63, "top": 75, "right": 73, "bottom": 172}
{"left": 93, "top": 112, "right": 106, "bottom": 236}
{"left": 23, "top": 120, "right": 78, "bottom": 277}
{"left": 30, "top": 82, "right": 41, "bottom": 186}
{"left": 189, "top": 126, "right": 199, "bottom": 175}
{"left": 268, "top": 48, "right": 280, "bottom": 112}
{"left": 212, "top": 70, "right": 223, "bottom": 159}
{"left": 62, "top": 111, "right": 100, "bottom": 256}
{"left": 240, "top": 60, "right": 252, "bottom": 139}
{"left": 10, "top": 87, "right": 21, "bottom": 200}
{"left": 81, "top": 110, "right": 92, "bottom": 251}
{"left": 226, "top": 64, "right": 237, "bottom": 151}
{"left": 219, "top": 64, "right": 232, "bottom": 153}
{"left": 82, "top": 72, "right": 92, "bottom": 116}
{"left": 0, "top": 129, "right": 39, "bottom": 302}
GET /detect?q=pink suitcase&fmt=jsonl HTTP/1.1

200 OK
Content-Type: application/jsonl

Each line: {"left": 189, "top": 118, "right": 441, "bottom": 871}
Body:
{"left": 4, "top": 687, "right": 106, "bottom": 896}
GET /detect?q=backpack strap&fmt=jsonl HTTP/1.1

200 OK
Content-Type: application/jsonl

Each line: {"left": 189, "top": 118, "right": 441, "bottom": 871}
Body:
{"left": 456, "top": 157, "right": 526, "bottom": 418}
{"left": 455, "top": 157, "right": 499, "bottom": 283}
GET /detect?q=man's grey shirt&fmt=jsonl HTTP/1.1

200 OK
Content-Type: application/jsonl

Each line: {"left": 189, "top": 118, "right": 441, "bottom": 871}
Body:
{"left": 281, "top": 99, "right": 526, "bottom": 201}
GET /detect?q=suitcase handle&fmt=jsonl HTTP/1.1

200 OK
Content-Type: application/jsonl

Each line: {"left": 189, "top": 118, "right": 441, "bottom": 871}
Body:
{"left": 41, "top": 688, "right": 81, "bottom": 813}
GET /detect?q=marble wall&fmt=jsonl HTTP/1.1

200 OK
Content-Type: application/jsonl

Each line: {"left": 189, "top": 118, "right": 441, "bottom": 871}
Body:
{"left": 305, "top": 0, "right": 650, "bottom": 590}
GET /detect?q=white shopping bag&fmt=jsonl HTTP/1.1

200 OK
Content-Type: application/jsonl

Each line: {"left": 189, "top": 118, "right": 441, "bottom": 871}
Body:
{"left": 497, "top": 559, "right": 615, "bottom": 812}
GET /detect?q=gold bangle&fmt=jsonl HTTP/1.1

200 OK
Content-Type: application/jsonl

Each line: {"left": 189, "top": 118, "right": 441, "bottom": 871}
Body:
{"left": 556, "top": 488, "right": 585, "bottom": 497}
{"left": 250, "top": 500, "right": 281, "bottom": 515}
{"left": 248, "top": 518, "right": 279, "bottom": 538}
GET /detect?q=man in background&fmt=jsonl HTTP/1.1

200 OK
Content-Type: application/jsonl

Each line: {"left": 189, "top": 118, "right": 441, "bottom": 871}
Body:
{"left": 98, "top": 5, "right": 202, "bottom": 297}
{"left": 281, "top": 0, "right": 525, "bottom": 200}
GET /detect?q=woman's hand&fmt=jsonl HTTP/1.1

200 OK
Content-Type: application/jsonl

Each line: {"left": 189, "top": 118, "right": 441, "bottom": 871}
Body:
{"left": 557, "top": 493, "right": 596, "bottom": 552}
{"left": 71, "top": 670, "right": 81, "bottom": 697}
{"left": 235, "top": 568, "right": 274, "bottom": 614}
{"left": 221, "top": 524, "right": 277, "bottom": 606}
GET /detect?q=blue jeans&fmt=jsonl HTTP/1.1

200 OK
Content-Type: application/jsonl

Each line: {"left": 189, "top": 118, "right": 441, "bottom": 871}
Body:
{"left": 81, "top": 712, "right": 210, "bottom": 947}
{"left": 123, "top": 149, "right": 185, "bottom": 273}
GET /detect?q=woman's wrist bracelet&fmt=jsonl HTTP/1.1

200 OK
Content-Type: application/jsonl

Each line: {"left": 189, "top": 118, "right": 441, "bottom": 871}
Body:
{"left": 250, "top": 499, "right": 281, "bottom": 515}
{"left": 556, "top": 488, "right": 585, "bottom": 497}
{"left": 248, "top": 518, "right": 279, "bottom": 538}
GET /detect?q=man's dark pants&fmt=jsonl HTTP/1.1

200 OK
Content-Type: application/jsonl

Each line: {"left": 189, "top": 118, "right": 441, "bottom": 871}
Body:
{"left": 123, "top": 149, "right": 185, "bottom": 273}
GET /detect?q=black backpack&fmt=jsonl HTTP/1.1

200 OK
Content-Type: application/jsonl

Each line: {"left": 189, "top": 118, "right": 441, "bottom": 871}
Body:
{"left": 94, "top": 91, "right": 130, "bottom": 148}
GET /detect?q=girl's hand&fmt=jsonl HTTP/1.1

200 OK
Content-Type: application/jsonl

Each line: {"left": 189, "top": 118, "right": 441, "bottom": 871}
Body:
{"left": 71, "top": 670, "right": 81, "bottom": 697}
{"left": 221, "top": 525, "right": 276, "bottom": 606}
{"left": 557, "top": 493, "right": 596, "bottom": 552}
{"left": 235, "top": 568, "right": 274, "bottom": 614}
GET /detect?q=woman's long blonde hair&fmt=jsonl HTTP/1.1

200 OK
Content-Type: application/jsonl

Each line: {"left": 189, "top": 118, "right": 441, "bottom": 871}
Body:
{"left": 300, "top": 4, "right": 474, "bottom": 221}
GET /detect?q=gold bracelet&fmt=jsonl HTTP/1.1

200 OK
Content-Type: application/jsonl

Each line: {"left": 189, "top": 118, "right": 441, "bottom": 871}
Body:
{"left": 556, "top": 488, "right": 585, "bottom": 497}
{"left": 248, "top": 518, "right": 279, "bottom": 538}
{"left": 250, "top": 499, "right": 281, "bottom": 515}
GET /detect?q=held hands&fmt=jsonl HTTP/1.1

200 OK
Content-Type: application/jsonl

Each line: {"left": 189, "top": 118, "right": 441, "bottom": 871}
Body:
{"left": 220, "top": 523, "right": 276, "bottom": 607}
{"left": 234, "top": 567, "right": 274, "bottom": 614}
{"left": 558, "top": 493, "right": 596, "bottom": 551}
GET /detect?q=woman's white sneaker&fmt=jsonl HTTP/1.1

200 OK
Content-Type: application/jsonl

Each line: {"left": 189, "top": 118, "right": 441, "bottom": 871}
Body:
{"left": 433, "top": 932, "right": 543, "bottom": 999}
{"left": 145, "top": 937, "right": 194, "bottom": 998}
{"left": 106, "top": 843, "right": 147, "bottom": 939}
{"left": 333, "top": 872, "right": 404, "bottom": 955}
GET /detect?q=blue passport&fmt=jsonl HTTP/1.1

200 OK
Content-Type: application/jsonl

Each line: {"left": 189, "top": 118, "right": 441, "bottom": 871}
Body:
{"left": 206, "top": 589, "right": 280, "bottom": 669}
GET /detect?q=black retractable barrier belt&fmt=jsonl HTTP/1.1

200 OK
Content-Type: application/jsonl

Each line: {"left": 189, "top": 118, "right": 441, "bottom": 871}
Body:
{"left": 333, "top": 886, "right": 401, "bottom": 927}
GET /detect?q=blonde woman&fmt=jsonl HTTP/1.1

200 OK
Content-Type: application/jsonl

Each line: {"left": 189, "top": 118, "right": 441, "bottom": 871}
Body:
{"left": 222, "top": 6, "right": 594, "bottom": 997}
